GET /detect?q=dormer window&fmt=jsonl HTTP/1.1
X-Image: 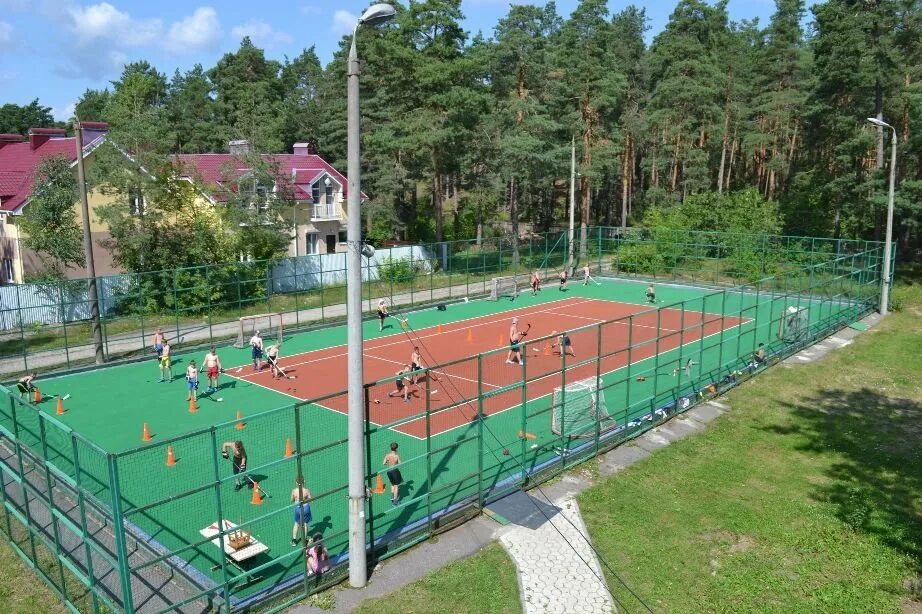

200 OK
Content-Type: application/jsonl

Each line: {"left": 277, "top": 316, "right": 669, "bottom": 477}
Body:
{"left": 324, "top": 177, "right": 333, "bottom": 204}
{"left": 311, "top": 183, "right": 320, "bottom": 203}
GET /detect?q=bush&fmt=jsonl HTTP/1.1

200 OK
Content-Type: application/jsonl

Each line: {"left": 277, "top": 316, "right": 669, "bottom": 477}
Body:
{"left": 378, "top": 257, "right": 419, "bottom": 284}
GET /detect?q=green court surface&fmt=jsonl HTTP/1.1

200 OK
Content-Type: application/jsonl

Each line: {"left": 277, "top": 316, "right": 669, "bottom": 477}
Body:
{"left": 0, "top": 277, "right": 867, "bottom": 603}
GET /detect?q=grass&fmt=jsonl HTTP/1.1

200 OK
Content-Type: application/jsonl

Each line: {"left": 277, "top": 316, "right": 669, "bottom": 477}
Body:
{"left": 0, "top": 516, "right": 77, "bottom": 614}
{"left": 577, "top": 273, "right": 922, "bottom": 612}
{"left": 353, "top": 543, "right": 521, "bottom": 614}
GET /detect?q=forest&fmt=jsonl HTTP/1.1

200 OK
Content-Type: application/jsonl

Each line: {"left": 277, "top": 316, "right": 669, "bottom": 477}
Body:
{"left": 3, "top": 0, "right": 921, "bottom": 258}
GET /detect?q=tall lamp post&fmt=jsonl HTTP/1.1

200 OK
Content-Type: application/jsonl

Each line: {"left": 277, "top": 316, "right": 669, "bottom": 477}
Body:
{"left": 346, "top": 3, "right": 396, "bottom": 589}
{"left": 866, "top": 117, "right": 897, "bottom": 315}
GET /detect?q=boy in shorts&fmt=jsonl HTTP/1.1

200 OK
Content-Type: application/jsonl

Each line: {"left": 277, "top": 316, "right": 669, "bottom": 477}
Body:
{"left": 266, "top": 343, "right": 283, "bottom": 378}
{"left": 559, "top": 269, "right": 568, "bottom": 291}
{"left": 201, "top": 347, "right": 222, "bottom": 393}
{"left": 186, "top": 360, "right": 199, "bottom": 401}
{"left": 531, "top": 271, "right": 541, "bottom": 295}
{"left": 550, "top": 330, "right": 575, "bottom": 357}
{"left": 387, "top": 366, "right": 412, "bottom": 402}
{"left": 383, "top": 442, "right": 403, "bottom": 506}
{"left": 17, "top": 372, "right": 37, "bottom": 400}
{"left": 377, "top": 299, "right": 388, "bottom": 331}
{"left": 152, "top": 328, "right": 165, "bottom": 359}
{"left": 646, "top": 283, "right": 656, "bottom": 304}
{"left": 410, "top": 347, "right": 424, "bottom": 385}
{"left": 250, "top": 330, "right": 264, "bottom": 371}
{"left": 159, "top": 340, "right": 173, "bottom": 382}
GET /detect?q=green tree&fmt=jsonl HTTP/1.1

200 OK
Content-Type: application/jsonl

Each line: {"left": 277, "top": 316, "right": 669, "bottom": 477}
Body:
{"left": 165, "top": 65, "right": 220, "bottom": 153}
{"left": 0, "top": 99, "right": 62, "bottom": 134}
{"left": 19, "top": 156, "right": 85, "bottom": 274}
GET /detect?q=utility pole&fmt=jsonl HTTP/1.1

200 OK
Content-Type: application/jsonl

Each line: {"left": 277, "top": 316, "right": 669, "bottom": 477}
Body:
{"left": 74, "top": 119, "right": 105, "bottom": 364}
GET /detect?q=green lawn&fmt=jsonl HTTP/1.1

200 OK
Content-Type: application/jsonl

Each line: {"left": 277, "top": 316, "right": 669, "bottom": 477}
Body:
{"left": 353, "top": 543, "right": 521, "bottom": 614}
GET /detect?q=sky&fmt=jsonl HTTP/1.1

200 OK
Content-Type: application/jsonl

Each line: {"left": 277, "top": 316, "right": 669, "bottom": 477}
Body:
{"left": 0, "top": 0, "right": 780, "bottom": 122}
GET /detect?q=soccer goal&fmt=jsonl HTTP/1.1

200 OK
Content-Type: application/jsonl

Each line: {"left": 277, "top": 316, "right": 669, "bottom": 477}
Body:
{"left": 778, "top": 305, "right": 809, "bottom": 343}
{"left": 488, "top": 275, "right": 519, "bottom": 301}
{"left": 234, "top": 313, "right": 284, "bottom": 348}
{"left": 551, "top": 377, "right": 616, "bottom": 438}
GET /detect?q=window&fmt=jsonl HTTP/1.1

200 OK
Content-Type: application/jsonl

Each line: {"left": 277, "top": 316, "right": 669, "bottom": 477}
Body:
{"left": 3, "top": 258, "right": 13, "bottom": 283}
{"left": 325, "top": 182, "right": 333, "bottom": 204}
{"left": 306, "top": 233, "right": 319, "bottom": 255}
{"left": 338, "top": 230, "right": 347, "bottom": 243}
{"left": 311, "top": 184, "right": 320, "bottom": 203}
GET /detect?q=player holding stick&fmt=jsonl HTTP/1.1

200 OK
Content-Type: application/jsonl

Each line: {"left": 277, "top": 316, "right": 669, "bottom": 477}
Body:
{"left": 410, "top": 347, "right": 425, "bottom": 385}
{"left": 266, "top": 343, "right": 283, "bottom": 379}
{"left": 17, "top": 372, "right": 37, "bottom": 400}
{"left": 387, "top": 366, "right": 413, "bottom": 403}
{"left": 531, "top": 271, "right": 541, "bottom": 296}
{"left": 505, "top": 317, "right": 531, "bottom": 365}
{"left": 186, "top": 360, "right": 199, "bottom": 401}
{"left": 201, "top": 347, "right": 223, "bottom": 393}
{"left": 550, "top": 330, "right": 576, "bottom": 357}
{"left": 646, "top": 283, "right": 656, "bottom": 304}
{"left": 559, "top": 269, "right": 568, "bottom": 291}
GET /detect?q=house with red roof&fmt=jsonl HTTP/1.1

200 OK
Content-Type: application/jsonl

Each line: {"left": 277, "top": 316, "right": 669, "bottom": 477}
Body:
{"left": 0, "top": 129, "right": 356, "bottom": 283}
{"left": 174, "top": 139, "right": 357, "bottom": 258}
{"left": 0, "top": 124, "right": 112, "bottom": 282}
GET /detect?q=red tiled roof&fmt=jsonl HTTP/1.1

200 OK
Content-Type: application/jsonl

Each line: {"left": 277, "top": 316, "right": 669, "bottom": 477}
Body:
{"left": 0, "top": 137, "right": 92, "bottom": 212}
{"left": 174, "top": 153, "right": 360, "bottom": 203}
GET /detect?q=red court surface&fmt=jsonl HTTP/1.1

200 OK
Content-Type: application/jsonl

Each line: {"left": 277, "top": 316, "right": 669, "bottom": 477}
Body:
{"left": 231, "top": 297, "right": 745, "bottom": 439}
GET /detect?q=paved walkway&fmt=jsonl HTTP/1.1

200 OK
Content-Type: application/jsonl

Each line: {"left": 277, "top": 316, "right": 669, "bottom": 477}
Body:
{"left": 496, "top": 494, "right": 614, "bottom": 613}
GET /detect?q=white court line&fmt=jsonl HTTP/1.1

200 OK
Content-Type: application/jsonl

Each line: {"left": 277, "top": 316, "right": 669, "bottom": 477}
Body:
{"left": 232, "top": 297, "right": 598, "bottom": 377}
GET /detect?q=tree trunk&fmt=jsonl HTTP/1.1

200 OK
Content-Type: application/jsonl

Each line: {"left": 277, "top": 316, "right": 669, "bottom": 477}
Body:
{"left": 726, "top": 129, "right": 738, "bottom": 192}
{"left": 509, "top": 177, "right": 520, "bottom": 268}
{"left": 671, "top": 133, "right": 681, "bottom": 192}
{"left": 717, "top": 113, "right": 730, "bottom": 194}
{"left": 433, "top": 173, "right": 444, "bottom": 242}
{"left": 621, "top": 135, "right": 631, "bottom": 227}
{"left": 579, "top": 174, "right": 589, "bottom": 265}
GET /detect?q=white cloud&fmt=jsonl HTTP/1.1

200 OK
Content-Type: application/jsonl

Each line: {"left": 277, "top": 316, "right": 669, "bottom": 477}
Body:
{"left": 331, "top": 10, "right": 357, "bottom": 36}
{"left": 0, "top": 21, "right": 13, "bottom": 53}
{"left": 231, "top": 19, "right": 293, "bottom": 47}
{"left": 67, "top": 2, "right": 161, "bottom": 47}
{"left": 165, "top": 6, "right": 222, "bottom": 53}
{"left": 52, "top": 102, "right": 77, "bottom": 121}
{"left": 300, "top": 4, "right": 323, "bottom": 17}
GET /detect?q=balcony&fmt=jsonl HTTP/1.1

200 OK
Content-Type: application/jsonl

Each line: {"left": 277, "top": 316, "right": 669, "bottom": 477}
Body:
{"left": 311, "top": 203, "right": 342, "bottom": 221}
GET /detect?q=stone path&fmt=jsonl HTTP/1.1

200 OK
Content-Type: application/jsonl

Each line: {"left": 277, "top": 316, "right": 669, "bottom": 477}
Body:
{"left": 497, "top": 495, "right": 614, "bottom": 613}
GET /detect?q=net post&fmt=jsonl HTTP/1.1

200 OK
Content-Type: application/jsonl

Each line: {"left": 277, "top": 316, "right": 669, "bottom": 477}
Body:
{"left": 594, "top": 323, "right": 603, "bottom": 453}
{"left": 172, "top": 267, "right": 180, "bottom": 343}
{"left": 559, "top": 334, "right": 568, "bottom": 469}
{"left": 37, "top": 415, "right": 68, "bottom": 593}
{"left": 208, "top": 427, "right": 232, "bottom": 611}
{"left": 424, "top": 372, "right": 433, "bottom": 532}
{"left": 106, "top": 454, "right": 135, "bottom": 613}
{"left": 206, "top": 266, "right": 214, "bottom": 345}
{"left": 519, "top": 343, "right": 528, "bottom": 484}
{"left": 476, "top": 355, "right": 485, "bottom": 510}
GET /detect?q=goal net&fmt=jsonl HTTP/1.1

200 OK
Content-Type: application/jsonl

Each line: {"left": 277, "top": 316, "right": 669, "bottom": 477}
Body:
{"left": 778, "top": 305, "right": 809, "bottom": 343}
{"left": 234, "top": 313, "right": 284, "bottom": 348}
{"left": 551, "top": 377, "right": 616, "bottom": 438}
{"left": 488, "top": 275, "right": 519, "bottom": 301}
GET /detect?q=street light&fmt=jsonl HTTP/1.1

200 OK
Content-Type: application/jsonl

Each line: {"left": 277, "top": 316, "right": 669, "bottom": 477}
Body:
{"left": 346, "top": 2, "right": 396, "bottom": 589}
{"left": 866, "top": 117, "right": 897, "bottom": 315}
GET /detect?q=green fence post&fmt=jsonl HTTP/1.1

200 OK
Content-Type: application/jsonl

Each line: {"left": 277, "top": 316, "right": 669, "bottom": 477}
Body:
{"left": 36, "top": 415, "right": 68, "bottom": 593}
{"left": 208, "top": 428, "right": 232, "bottom": 613}
{"left": 173, "top": 268, "right": 180, "bottom": 343}
{"left": 425, "top": 373, "right": 433, "bottom": 533}
{"left": 476, "top": 355, "right": 484, "bottom": 509}
{"left": 594, "top": 323, "right": 603, "bottom": 454}
{"left": 70, "top": 435, "right": 101, "bottom": 613}
{"left": 597, "top": 226, "right": 602, "bottom": 273}
{"left": 519, "top": 346, "right": 527, "bottom": 485}
{"left": 106, "top": 454, "right": 135, "bottom": 613}
{"left": 319, "top": 255, "right": 325, "bottom": 323}
{"left": 15, "top": 284, "right": 28, "bottom": 374}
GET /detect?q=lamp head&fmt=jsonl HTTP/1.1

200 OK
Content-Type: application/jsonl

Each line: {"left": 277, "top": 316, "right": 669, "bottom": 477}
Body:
{"left": 359, "top": 3, "right": 397, "bottom": 27}
{"left": 866, "top": 117, "right": 892, "bottom": 130}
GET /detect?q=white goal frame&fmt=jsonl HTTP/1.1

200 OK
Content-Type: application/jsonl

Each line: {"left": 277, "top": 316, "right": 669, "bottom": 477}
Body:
{"left": 488, "top": 275, "right": 519, "bottom": 301}
{"left": 234, "top": 313, "right": 284, "bottom": 348}
{"left": 551, "top": 377, "right": 615, "bottom": 438}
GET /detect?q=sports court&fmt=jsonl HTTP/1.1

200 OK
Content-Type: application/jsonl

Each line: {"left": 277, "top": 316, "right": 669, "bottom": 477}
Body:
{"left": 0, "top": 274, "right": 868, "bottom": 605}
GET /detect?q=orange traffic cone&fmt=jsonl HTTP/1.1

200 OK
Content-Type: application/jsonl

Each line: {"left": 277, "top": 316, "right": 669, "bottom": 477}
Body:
{"left": 166, "top": 445, "right": 176, "bottom": 467}
{"left": 142, "top": 423, "right": 152, "bottom": 442}
{"left": 544, "top": 344, "right": 551, "bottom": 356}
{"left": 438, "top": 323, "right": 443, "bottom": 334}
{"left": 466, "top": 329, "right": 473, "bottom": 343}
{"left": 56, "top": 398, "right": 65, "bottom": 416}
{"left": 250, "top": 482, "right": 263, "bottom": 505}
{"left": 33, "top": 387, "right": 41, "bottom": 403}
{"left": 373, "top": 474, "right": 385, "bottom": 494}
{"left": 497, "top": 334, "right": 504, "bottom": 348}
{"left": 188, "top": 397, "right": 198, "bottom": 413}
{"left": 284, "top": 438, "right": 294, "bottom": 458}
{"left": 235, "top": 411, "right": 245, "bottom": 430}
